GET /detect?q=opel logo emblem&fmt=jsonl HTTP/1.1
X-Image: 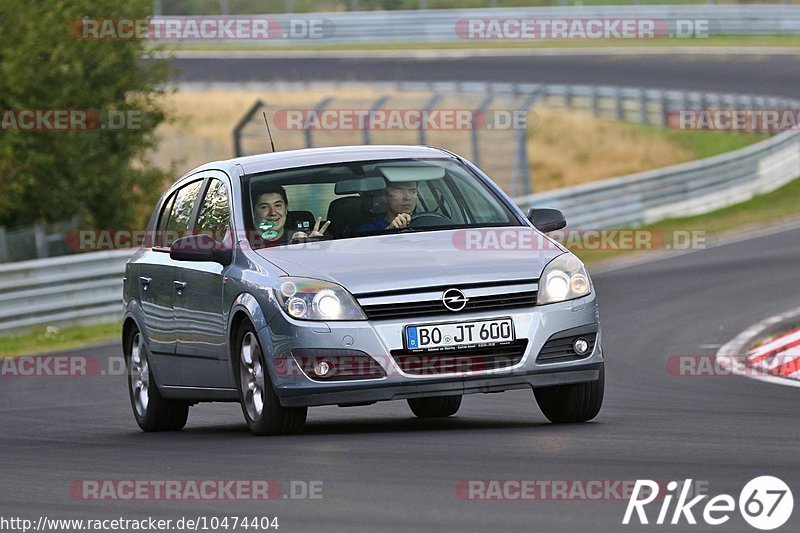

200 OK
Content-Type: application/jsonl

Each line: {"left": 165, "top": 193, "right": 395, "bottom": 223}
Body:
{"left": 442, "top": 288, "right": 468, "bottom": 312}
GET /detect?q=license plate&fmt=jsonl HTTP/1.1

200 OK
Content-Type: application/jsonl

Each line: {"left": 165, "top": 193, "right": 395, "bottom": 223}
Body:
{"left": 405, "top": 318, "right": 514, "bottom": 352}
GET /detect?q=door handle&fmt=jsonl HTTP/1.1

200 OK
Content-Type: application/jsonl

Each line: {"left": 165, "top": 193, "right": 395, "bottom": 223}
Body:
{"left": 173, "top": 281, "right": 187, "bottom": 293}
{"left": 139, "top": 277, "right": 152, "bottom": 290}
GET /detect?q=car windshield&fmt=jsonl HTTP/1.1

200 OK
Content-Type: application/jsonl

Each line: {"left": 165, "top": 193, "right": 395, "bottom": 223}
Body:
{"left": 241, "top": 157, "right": 520, "bottom": 248}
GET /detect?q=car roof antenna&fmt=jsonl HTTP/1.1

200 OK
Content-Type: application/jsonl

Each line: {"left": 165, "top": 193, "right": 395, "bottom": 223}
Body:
{"left": 262, "top": 111, "right": 276, "bottom": 153}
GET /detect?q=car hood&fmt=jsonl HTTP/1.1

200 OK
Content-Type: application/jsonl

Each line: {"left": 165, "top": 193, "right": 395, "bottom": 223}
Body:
{"left": 254, "top": 227, "right": 565, "bottom": 295}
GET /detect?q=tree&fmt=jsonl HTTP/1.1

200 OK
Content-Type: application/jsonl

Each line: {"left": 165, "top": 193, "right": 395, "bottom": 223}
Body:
{"left": 0, "top": 0, "right": 171, "bottom": 229}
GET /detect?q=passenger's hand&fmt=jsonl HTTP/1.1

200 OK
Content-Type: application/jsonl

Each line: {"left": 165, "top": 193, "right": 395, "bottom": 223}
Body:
{"left": 309, "top": 217, "right": 330, "bottom": 238}
{"left": 386, "top": 213, "right": 412, "bottom": 229}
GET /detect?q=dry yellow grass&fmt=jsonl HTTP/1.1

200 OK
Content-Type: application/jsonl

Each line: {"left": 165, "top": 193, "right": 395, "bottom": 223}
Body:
{"left": 152, "top": 87, "right": 385, "bottom": 171}
{"left": 528, "top": 107, "right": 697, "bottom": 191}
{"left": 153, "top": 88, "right": 700, "bottom": 192}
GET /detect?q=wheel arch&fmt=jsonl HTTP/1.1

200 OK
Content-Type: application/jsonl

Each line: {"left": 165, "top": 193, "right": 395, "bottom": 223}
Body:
{"left": 227, "top": 292, "right": 270, "bottom": 378}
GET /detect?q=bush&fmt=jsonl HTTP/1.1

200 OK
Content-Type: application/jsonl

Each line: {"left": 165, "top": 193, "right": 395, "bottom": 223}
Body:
{"left": 0, "top": 0, "right": 171, "bottom": 228}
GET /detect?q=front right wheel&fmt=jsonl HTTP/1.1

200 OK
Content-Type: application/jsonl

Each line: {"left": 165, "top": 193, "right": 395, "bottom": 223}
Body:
{"left": 533, "top": 365, "right": 604, "bottom": 423}
{"left": 236, "top": 322, "right": 307, "bottom": 436}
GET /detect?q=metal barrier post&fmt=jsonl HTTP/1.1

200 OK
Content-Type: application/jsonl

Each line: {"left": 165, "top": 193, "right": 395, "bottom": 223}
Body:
{"left": 514, "top": 91, "right": 541, "bottom": 197}
{"left": 614, "top": 88, "right": 624, "bottom": 121}
{"left": 661, "top": 91, "right": 670, "bottom": 126}
{"left": 306, "top": 97, "right": 334, "bottom": 148}
{"left": 232, "top": 99, "right": 265, "bottom": 157}
{"left": 0, "top": 227, "right": 7, "bottom": 263}
{"left": 638, "top": 89, "right": 648, "bottom": 124}
{"left": 34, "top": 224, "right": 48, "bottom": 259}
{"left": 364, "top": 95, "right": 389, "bottom": 145}
{"left": 471, "top": 95, "right": 495, "bottom": 167}
{"left": 419, "top": 93, "right": 444, "bottom": 145}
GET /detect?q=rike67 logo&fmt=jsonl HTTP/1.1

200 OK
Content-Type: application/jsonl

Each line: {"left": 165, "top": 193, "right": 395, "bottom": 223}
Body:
{"left": 623, "top": 477, "right": 793, "bottom": 530}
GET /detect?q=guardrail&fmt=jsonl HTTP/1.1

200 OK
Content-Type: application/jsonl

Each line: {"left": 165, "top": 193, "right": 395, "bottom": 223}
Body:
{"left": 516, "top": 129, "right": 800, "bottom": 227}
{"left": 0, "top": 251, "right": 131, "bottom": 335}
{"left": 162, "top": 5, "right": 800, "bottom": 43}
{"left": 2, "top": 81, "right": 799, "bottom": 336}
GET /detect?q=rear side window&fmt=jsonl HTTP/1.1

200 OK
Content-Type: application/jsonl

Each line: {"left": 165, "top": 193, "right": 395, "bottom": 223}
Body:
{"left": 196, "top": 179, "right": 230, "bottom": 242}
{"left": 163, "top": 180, "right": 203, "bottom": 248}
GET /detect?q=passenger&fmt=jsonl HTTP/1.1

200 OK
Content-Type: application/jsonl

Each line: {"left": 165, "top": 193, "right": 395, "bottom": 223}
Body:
{"left": 356, "top": 181, "right": 419, "bottom": 232}
{"left": 253, "top": 184, "right": 330, "bottom": 244}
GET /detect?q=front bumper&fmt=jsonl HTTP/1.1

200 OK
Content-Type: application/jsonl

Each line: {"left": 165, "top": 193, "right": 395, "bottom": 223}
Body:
{"left": 261, "top": 294, "right": 603, "bottom": 408}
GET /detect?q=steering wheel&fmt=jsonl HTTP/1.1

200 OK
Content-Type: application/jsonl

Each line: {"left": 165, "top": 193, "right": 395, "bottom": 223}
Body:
{"left": 409, "top": 212, "right": 452, "bottom": 228}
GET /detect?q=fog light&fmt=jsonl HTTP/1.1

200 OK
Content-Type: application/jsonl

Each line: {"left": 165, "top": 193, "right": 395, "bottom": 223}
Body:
{"left": 573, "top": 338, "right": 590, "bottom": 355}
{"left": 313, "top": 360, "right": 332, "bottom": 377}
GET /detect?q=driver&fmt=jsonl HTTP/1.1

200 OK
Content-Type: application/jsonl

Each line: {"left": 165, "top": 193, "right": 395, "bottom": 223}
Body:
{"left": 356, "top": 181, "right": 419, "bottom": 232}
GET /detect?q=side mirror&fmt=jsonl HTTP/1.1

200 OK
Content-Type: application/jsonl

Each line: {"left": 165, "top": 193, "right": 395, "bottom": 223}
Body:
{"left": 527, "top": 208, "right": 567, "bottom": 233}
{"left": 170, "top": 234, "right": 232, "bottom": 266}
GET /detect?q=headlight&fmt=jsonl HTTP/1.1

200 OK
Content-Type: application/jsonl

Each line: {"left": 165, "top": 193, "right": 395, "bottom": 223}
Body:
{"left": 537, "top": 253, "right": 592, "bottom": 305}
{"left": 274, "top": 277, "right": 366, "bottom": 321}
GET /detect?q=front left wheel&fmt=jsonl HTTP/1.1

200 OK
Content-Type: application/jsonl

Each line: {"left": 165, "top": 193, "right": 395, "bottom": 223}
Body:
{"left": 236, "top": 322, "right": 307, "bottom": 436}
{"left": 125, "top": 326, "right": 189, "bottom": 432}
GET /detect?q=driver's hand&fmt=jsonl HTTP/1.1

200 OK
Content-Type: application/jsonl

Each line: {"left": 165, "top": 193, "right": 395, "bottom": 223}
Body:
{"left": 309, "top": 217, "right": 331, "bottom": 238}
{"left": 386, "top": 213, "right": 412, "bottom": 229}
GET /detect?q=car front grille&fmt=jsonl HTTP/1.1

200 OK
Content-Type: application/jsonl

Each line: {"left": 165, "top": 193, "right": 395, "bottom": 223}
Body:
{"left": 360, "top": 290, "right": 537, "bottom": 320}
{"left": 390, "top": 340, "right": 528, "bottom": 376}
{"left": 536, "top": 326, "right": 598, "bottom": 364}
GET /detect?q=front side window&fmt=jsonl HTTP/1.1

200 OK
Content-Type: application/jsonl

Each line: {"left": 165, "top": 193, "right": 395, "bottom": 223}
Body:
{"left": 154, "top": 193, "right": 176, "bottom": 248}
{"left": 163, "top": 180, "right": 203, "bottom": 248}
{"left": 241, "top": 158, "right": 519, "bottom": 248}
{"left": 196, "top": 179, "right": 230, "bottom": 242}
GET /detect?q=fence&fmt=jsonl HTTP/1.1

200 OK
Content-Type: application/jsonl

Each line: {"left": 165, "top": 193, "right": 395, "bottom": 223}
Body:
{"left": 0, "top": 217, "right": 81, "bottom": 264}
{"left": 233, "top": 80, "right": 800, "bottom": 197}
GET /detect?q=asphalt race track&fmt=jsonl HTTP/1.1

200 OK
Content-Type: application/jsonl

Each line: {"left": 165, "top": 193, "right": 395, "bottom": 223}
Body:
{"left": 169, "top": 53, "right": 800, "bottom": 97}
{"left": 2, "top": 226, "right": 799, "bottom": 532}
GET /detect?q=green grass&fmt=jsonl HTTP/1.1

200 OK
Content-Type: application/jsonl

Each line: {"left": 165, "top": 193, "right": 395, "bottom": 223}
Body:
{"left": 0, "top": 322, "right": 121, "bottom": 358}
{"left": 169, "top": 34, "right": 800, "bottom": 53}
{"left": 661, "top": 129, "right": 768, "bottom": 160}
{"left": 573, "top": 175, "right": 800, "bottom": 265}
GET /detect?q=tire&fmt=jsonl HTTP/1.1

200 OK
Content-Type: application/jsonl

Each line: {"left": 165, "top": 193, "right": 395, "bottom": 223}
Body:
{"left": 407, "top": 395, "right": 462, "bottom": 418}
{"left": 125, "top": 326, "right": 189, "bottom": 432}
{"left": 534, "top": 365, "right": 604, "bottom": 423}
{"left": 235, "top": 322, "right": 307, "bottom": 436}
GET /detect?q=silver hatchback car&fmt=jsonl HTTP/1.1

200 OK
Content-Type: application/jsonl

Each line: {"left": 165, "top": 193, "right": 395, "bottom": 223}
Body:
{"left": 123, "top": 145, "right": 604, "bottom": 435}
